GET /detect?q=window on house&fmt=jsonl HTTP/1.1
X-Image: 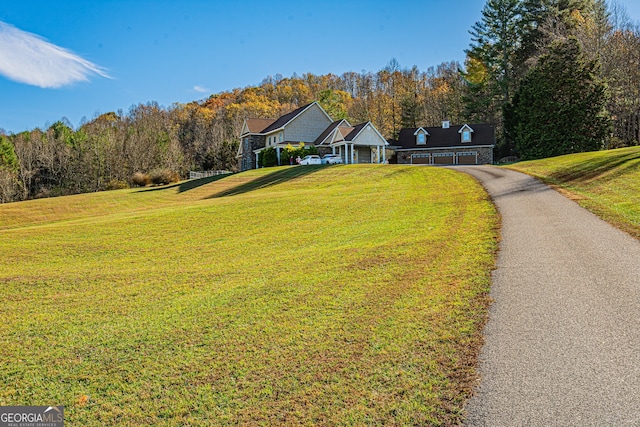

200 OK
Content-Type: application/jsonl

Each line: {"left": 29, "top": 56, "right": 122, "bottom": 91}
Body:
{"left": 279, "top": 133, "right": 283, "bottom": 142}
{"left": 462, "top": 130, "right": 471, "bottom": 142}
{"left": 417, "top": 133, "right": 425, "bottom": 144}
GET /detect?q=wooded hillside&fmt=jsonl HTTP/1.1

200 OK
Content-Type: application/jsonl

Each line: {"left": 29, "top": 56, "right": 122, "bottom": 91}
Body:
{"left": 1, "top": 0, "right": 638, "bottom": 203}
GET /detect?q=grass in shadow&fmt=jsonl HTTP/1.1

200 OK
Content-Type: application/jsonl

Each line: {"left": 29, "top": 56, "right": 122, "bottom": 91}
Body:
{"left": 206, "top": 166, "right": 325, "bottom": 198}
{"left": 136, "top": 174, "right": 233, "bottom": 194}
{"left": 176, "top": 174, "right": 234, "bottom": 193}
{"left": 506, "top": 146, "right": 640, "bottom": 239}
{"left": 545, "top": 149, "right": 640, "bottom": 184}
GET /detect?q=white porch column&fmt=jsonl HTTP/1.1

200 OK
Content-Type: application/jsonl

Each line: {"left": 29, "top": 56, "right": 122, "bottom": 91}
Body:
{"left": 376, "top": 146, "right": 380, "bottom": 164}
{"left": 276, "top": 146, "right": 281, "bottom": 166}
{"left": 255, "top": 152, "right": 259, "bottom": 169}
{"left": 351, "top": 144, "right": 355, "bottom": 164}
{"left": 382, "top": 145, "right": 386, "bottom": 163}
{"left": 344, "top": 145, "right": 348, "bottom": 164}
{"left": 332, "top": 145, "right": 336, "bottom": 155}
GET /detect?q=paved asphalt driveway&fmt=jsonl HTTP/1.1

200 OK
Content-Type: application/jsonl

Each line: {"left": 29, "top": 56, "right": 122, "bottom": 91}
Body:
{"left": 456, "top": 166, "right": 640, "bottom": 426}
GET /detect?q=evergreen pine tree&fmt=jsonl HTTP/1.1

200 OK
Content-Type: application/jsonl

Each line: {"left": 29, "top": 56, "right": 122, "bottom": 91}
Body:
{"left": 464, "top": 0, "right": 526, "bottom": 157}
{"left": 400, "top": 94, "right": 422, "bottom": 129}
{"left": 506, "top": 37, "right": 611, "bottom": 159}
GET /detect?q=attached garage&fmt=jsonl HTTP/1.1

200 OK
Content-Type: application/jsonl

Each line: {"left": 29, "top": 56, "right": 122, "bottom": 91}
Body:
{"left": 457, "top": 152, "right": 478, "bottom": 165}
{"left": 411, "top": 153, "right": 430, "bottom": 164}
{"left": 433, "top": 153, "right": 455, "bottom": 165}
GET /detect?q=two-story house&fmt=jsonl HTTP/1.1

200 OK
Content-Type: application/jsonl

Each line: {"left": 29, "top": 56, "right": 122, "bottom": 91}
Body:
{"left": 237, "top": 102, "right": 388, "bottom": 171}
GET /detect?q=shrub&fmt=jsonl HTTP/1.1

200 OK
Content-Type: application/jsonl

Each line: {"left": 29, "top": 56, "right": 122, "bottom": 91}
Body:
{"left": 105, "top": 179, "right": 129, "bottom": 190}
{"left": 150, "top": 169, "right": 180, "bottom": 185}
{"left": 260, "top": 143, "right": 318, "bottom": 168}
{"left": 282, "top": 143, "right": 318, "bottom": 165}
{"left": 34, "top": 187, "right": 50, "bottom": 199}
{"left": 260, "top": 147, "right": 278, "bottom": 167}
{"left": 132, "top": 172, "right": 151, "bottom": 187}
{"left": 607, "top": 137, "right": 628, "bottom": 149}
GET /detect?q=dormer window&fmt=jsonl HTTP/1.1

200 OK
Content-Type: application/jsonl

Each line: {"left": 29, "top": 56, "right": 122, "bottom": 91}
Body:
{"left": 414, "top": 127, "right": 429, "bottom": 145}
{"left": 459, "top": 125, "right": 474, "bottom": 143}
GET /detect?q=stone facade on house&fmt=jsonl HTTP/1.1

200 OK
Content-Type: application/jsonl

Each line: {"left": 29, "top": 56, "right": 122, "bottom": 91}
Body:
{"left": 239, "top": 134, "right": 266, "bottom": 171}
{"left": 395, "top": 146, "right": 494, "bottom": 165}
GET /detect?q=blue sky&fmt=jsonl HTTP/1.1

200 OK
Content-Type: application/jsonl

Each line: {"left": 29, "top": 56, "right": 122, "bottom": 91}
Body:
{"left": 1, "top": 0, "right": 639, "bottom": 133}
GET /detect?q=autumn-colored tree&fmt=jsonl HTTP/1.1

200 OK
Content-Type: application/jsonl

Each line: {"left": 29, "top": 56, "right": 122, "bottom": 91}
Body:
{"left": 605, "top": 27, "right": 640, "bottom": 146}
{"left": 318, "top": 89, "right": 352, "bottom": 120}
{"left": 424, "top": 62, "right": 465, "bottom": 126}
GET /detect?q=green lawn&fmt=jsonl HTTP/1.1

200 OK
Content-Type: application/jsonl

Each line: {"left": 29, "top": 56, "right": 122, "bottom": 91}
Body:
{"left": 506, "top": 146, "right": 640, "bottom": 239}
{"left": 0, "top": 165, "right": 498, "bottom": 426}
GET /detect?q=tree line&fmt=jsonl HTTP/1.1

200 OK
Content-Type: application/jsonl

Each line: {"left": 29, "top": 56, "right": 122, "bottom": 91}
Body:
{"left": 466, "top": 0, "right": 640, "bottom": 158}
{"left": 0, "top": 62, "right": 467, "bottom": 203}
{"left": 1, "top": 0, "right": 638, "bottom": 203}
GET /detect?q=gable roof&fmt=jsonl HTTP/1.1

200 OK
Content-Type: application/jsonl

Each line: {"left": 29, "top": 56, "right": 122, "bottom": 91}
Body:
{"left": 345, "top": 122, "right": 388, "bottom": 146}
{"left": 314, "top": 119, "right": 351, "bottom": 145}
{"left": 458, "top": 124, "right": 474, "bottom": 134}
{"left": 396, "top": 123, "right": 495, "bottom": 149}
{"left": 342, "top": 122, "right": 368, "bottom": 141}
{"left": 243, "top": 102, "right": 334, "bottom": 135}
{"left": 260, "top": 103, "right": 312, "bottom": 133}
{"left": 315, "top": 121, "right": 387, "bottom": 146}
{"left": 265, "top": 102, "right": 334, "bottom": 134}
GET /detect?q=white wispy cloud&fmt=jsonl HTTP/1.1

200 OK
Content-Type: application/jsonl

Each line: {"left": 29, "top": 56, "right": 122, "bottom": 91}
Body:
{"left": 0, "top": 21, "right": 110, "bottom": 88}
{"left": 193, "top": 84, "right": 210, "bottom": 93}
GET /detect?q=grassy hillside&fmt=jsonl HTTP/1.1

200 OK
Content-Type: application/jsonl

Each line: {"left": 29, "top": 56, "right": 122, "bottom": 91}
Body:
{"left": 507, "top": 146, "right": 640, "bottom": 239}
{"left": 0, "top": 165, "right": 498, "bottom": 426}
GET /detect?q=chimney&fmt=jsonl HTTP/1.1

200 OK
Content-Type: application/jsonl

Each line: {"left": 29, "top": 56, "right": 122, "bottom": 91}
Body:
{"left": 442, "top": 120, "right": 450, "bottom": 129}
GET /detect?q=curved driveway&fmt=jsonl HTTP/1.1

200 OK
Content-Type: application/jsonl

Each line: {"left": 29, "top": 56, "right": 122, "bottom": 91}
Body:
{"left": 457, "top": 166, "right": 640, "bottom": 426}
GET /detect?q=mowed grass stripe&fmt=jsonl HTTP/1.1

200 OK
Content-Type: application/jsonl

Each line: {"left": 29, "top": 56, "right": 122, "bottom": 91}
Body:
{"left": 0, "top": 165, "right": 498, "bottom": 426}
{"left": 506, "top": 146, "right": 640, "bottom": 239}
{"left": 0, "top": 171, "right": 265, "bottom": 231}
